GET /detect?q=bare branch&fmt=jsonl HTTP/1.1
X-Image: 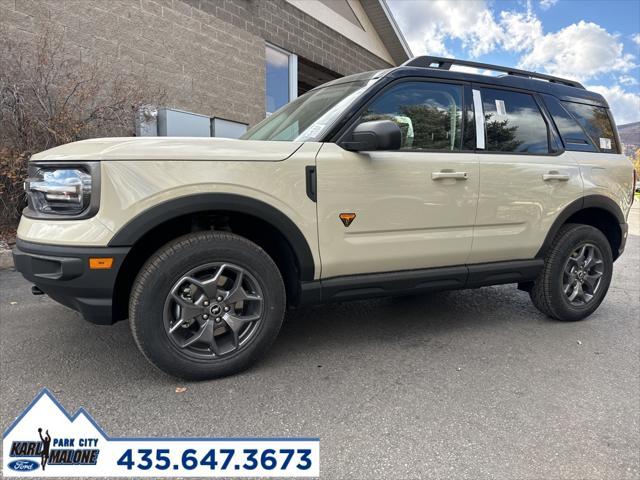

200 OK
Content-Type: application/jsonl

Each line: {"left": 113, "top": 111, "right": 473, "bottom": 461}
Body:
{"left": 0, "top": 25, "right": 166, "bottom": 224}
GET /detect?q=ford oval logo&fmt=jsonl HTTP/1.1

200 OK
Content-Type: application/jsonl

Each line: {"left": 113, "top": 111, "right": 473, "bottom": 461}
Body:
{"left": 8, "top": 459, "right": 39, "bottom": 471}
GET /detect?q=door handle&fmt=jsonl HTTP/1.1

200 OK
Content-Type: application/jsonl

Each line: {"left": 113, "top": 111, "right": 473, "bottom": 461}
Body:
{"left": 542, "top": 172, "right": 570, "bottom": 181}
{"left": 431, "top": 171, "right": 468, "bottom": 180}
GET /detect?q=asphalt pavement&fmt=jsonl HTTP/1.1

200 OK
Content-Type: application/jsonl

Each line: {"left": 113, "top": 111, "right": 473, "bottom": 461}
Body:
{"left": 1, "top": 204, "right": 639, "bottom": 479}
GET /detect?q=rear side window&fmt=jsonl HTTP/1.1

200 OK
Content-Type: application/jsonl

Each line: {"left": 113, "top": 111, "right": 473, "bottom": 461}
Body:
{"left": 481, "top": 88, "right": 549, "bottom": 154}
{"left": 561, "top": 101, "right": 618, "bottom": 153}
{"left": 542, "top": 95, "right": 596, "bottom": 152}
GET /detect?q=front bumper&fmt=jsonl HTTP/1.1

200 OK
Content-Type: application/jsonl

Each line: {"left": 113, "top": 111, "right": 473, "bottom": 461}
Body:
{"left": 13, "top": 239, "right": 129, "bottom": 325}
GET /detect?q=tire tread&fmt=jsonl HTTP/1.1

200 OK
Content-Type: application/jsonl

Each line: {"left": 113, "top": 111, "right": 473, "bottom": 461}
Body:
{"left": 530, "top": 223, "right": 612, "bottom": 321}
{"left": 129, "top": 231, "right": 285, "bottom": 379}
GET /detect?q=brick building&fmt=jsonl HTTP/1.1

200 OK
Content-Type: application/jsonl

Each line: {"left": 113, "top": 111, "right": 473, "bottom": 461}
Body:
{"left": 1, "top": 0, "right": 410, "bottom": 131}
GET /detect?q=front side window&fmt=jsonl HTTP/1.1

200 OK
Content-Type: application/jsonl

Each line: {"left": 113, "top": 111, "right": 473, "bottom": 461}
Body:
{"left": 561, "top": 101, "right": 618, "bottom": 153}
{"left": 482, "top": 89, "right": 549, "bottom": 154}
{"left": 357, "top": 81, "right": 463, "bottom": 151}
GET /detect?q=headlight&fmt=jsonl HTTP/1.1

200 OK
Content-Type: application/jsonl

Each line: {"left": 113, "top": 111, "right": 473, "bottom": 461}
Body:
{"left": 23, "top": 162, "right": 100, "bottom": 218}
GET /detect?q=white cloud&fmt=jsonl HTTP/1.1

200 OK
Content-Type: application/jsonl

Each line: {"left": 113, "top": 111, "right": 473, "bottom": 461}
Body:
{"left": 417, "top": 33, "right": 451, "bottom": 57}
{"left": 539, "top": 0, "right": 559, "bottom": 10}
{"left": 388, "top": 0, "right": 635, "bottom": 82}
{"left": 449, "top": 65, "right": 496, "bottom": 76}
{"left": 387, "top": 0, "right": 639, "bottom": 125}
{"left": 519, "top": 21, "right": 635, "bottom": 81}
{"left": 388, "top": 0, "right": 544, "bottom": 58}
{"left": 588, "top": 85, "right": 640, "bottom": 124}
{"left": 499, "top": 11, "right": 543, "bottom": 52}
{"left": 388, "top": 0, "right": 502, "bottom": 57}
{"left": 619, "top": 74, "right": 639, "bottom": 86}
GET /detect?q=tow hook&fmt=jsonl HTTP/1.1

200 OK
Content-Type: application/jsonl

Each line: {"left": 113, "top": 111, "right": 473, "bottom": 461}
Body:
{"left": 31, "top": 285, "right": 44, "bottom": 296}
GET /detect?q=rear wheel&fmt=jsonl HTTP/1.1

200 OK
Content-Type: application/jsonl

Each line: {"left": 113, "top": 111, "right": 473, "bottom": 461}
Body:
{"left": 530, "top": 224, "right": 613, "bottom": 321}
{"left": 130, "top": 231, "right": 285, "bottom": 380}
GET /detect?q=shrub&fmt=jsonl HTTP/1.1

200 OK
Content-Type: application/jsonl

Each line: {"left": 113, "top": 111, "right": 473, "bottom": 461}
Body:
{"left": 633, "top": 149, "right": 640, "bottom": 176}
{"left": 0, "top": 26, "right": 164, "bottom": 225}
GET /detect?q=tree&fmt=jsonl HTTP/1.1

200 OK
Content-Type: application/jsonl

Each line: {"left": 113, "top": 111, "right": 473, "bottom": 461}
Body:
{"left": 399, "top": 104, "right": 458, "bottom": 150}
{"left": 0, "top": 25, "right": 165, "bottom": 225}
{"left": 484, "top": 113, "right": 523, "bottom": 152}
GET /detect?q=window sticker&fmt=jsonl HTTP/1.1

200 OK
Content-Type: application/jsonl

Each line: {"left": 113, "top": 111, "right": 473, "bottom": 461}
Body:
{"left": 495, "top": 99, "right": 507, "bottom": 116}
{"left": 299, "top": 123, "right": 325, "bottom": 140}
{"left": 393, "top": 115, "right": 414, "bottom": 148}
{"left": 599, "top": 137, "right": 612, "bottom": 150}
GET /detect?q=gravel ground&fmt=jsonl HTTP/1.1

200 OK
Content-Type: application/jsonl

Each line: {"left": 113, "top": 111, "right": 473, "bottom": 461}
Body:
{"left": 1, "top": 204, "right": 639, "bottom": 479}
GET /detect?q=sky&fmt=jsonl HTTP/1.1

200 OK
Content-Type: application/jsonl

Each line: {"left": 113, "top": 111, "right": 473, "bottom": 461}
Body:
{"left": 387, "top": 0, "right": 640, "bottom": 125}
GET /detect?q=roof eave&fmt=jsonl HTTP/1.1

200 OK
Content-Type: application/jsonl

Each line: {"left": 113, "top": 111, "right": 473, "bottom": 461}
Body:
{"left": 362, "top": 0, "right": 412, "bottom": 66}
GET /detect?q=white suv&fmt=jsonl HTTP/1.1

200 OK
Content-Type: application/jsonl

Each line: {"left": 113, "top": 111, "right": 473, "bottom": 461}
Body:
{"left": 14, "top": 57, "right": 635, "bottom": 379}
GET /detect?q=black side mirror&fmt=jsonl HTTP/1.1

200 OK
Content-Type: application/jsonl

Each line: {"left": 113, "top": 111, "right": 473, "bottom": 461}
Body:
{"left": 341, "top": 120, "right": 402, "bottom": 152}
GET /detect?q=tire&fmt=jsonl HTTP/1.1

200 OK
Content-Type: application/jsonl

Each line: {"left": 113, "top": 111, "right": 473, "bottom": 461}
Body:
{"left": 130, "top": 231, "right": 285, "bottom": 380}
{"left": 530, "top": 223, "right": 613, "bottom": 321}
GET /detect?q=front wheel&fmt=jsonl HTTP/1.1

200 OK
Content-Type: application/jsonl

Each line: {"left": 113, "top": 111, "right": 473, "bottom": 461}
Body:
{"left": 130, "top": 231, "right": 285, "bottom": 380}
{"left": 530, "top": 224, "right": 613, "bottom": 321}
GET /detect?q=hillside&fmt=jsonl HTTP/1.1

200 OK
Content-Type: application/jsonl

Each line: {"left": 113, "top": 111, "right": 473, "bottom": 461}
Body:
{"left": 618, "top": 121, "right": 640, "bottom": 146}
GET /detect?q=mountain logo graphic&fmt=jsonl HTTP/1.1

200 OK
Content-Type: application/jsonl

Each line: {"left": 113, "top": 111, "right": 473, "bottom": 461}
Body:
{"left": 3, "top": 388, "right": 320, "bottom": 477}
{"left": 3, "top": 389, "right": 102, "bottom": 476}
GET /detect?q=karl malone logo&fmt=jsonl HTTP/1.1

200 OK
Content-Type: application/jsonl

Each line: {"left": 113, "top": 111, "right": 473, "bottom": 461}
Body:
{"left": 4, "top": 389, "right": 102, "bottom": 475}
{"left": 9, "top": 427, "right": 99, "bottom": 471}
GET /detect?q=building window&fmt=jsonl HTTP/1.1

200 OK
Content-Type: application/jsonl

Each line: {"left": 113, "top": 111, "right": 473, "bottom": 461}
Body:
{"left": 266, "top": 44, "right": 297, "bottom": 115}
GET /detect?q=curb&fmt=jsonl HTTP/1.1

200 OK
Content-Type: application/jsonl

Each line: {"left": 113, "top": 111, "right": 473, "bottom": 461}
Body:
{"left": 0, "top": 248, "right": 14, "bottom": 270}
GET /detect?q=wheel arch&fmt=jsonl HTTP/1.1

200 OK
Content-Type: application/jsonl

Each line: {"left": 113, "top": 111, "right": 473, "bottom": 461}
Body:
{"left": 536, "top": 195, "right": 626, "bottom": 261}
{"left": 108, "top": 193, "right": 316, "bottom": 321}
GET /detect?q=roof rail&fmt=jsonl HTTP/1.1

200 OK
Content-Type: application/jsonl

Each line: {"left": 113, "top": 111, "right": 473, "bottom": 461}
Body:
{"left": 402, "top": 56, "right": 585, "bottom": 89}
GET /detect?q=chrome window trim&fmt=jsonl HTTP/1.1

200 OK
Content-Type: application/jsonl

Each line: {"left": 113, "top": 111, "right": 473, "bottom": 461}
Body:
{"left": 472, "top": 88, "right": 485, "bottom": 150}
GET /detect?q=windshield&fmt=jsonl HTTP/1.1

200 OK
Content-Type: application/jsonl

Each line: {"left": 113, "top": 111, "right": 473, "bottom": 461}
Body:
{"left": 241, "top": 80, "right": 374, "bottom": 142}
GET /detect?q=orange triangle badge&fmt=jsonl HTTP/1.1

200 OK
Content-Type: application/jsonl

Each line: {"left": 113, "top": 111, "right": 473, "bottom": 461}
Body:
{"left": 339, "top": 213, "right": 356, "bottom": 227}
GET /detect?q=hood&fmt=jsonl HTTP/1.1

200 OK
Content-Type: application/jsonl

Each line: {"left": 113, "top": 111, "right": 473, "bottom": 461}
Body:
{"left": 29, "top": 137, "right": 304, "bottom": 162}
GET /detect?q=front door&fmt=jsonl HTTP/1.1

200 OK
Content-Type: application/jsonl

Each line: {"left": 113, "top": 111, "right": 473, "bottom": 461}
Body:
{"left": 316, "top": 80, "right": 479, "bottom": 279}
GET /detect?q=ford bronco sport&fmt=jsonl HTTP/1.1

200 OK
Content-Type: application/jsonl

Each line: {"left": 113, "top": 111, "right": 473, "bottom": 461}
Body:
{"left": 14, "top": 57, "right": 635, "bottom": 380}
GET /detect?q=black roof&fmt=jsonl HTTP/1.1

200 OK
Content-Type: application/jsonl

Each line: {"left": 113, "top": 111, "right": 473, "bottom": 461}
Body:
{"left": 328, "top": 57, "right": 608, "bottom": 108}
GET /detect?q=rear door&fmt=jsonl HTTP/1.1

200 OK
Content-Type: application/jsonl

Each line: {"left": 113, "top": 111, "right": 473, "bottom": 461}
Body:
{"left": 316, "top": 80, "right": 479, "bottom": 278}
{"left": 468, "top": 86, "right": 583, "bottom": 264}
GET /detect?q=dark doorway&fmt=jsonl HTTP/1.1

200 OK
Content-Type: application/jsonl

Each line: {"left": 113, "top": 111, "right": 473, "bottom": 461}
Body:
{"left": 298, "top": 57, "right": 342, "bottom": 95}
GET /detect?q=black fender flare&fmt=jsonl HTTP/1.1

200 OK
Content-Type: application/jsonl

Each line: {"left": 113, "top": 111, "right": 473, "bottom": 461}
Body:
{"left": 536, "top": 194, "right": 625, "bottom": 259}
{"left": 108, "top": 193, "right": 316, "bottom": 281}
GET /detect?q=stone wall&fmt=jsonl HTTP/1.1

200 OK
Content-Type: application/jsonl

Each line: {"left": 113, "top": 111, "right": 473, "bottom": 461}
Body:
{"left": 1, "top": 0, "right": 392, "bottom": 127}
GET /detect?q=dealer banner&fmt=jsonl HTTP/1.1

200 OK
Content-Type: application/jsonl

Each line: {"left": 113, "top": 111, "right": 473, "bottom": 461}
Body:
{"left": 3, "top": 389, "right": 319, "bottom": 477}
